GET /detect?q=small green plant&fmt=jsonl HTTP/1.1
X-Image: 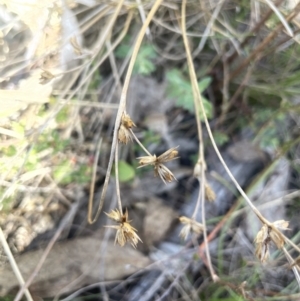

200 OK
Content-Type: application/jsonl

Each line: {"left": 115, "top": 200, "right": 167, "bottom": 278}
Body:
{"left": 116, "top": 40, "right": 157, "bottom": 75}
{"left": 251, "top": 107, "right": 287, "bottom": 149}
{"left": 212, "top": 131, "right": 229, "bottom": 146}
{"left": 166, "top": 69, "right": 213, "bottom": 119}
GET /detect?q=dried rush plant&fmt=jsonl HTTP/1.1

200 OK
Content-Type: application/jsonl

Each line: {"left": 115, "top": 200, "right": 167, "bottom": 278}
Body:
{"left": 86, "top": 1, "right": 300, "bottom": 296}
{"left": 180, "top": 0, "right": 300, "bottom": 287}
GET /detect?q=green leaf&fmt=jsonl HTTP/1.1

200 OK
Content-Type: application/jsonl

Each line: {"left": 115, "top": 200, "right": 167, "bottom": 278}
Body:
{"left": 198, "top": 77, "right": 212, "bottom": 92}
{"left": 117, "top": 160, "right": 135, "bottom": 182}
{"left": 213, "top": 131, "right": 229, "bottom": 146}
{"left": 116, "top": 42, "right": 157, "bottom": 75}
{"left": 166, "top": 69, "right": 213, "bottom": 120}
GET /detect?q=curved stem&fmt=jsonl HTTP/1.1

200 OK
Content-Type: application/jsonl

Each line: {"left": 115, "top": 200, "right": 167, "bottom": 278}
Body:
{"left": 181, "top": 0, "right": 216, "bottom": 280}
{"left": 87, "top": 0, "right": 126, "bottom": 223}
{"left": 88, "top": 0, "right": 162, "bottom": 223}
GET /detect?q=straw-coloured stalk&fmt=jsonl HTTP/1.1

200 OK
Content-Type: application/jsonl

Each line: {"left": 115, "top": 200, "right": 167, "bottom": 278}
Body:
{"left": 179, "top": 216, "right": 204, "bottom": 241}
{"left": 105, "top": 208, "right": 142, "bottom": 248}
{"left": 137, "top": 146, "right": 179, "bottom": 184}
{"left": 255, "top": 220, "right": 289, "bottom": 262}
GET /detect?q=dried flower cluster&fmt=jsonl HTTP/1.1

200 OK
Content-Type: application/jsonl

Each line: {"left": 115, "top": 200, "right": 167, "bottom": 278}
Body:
{"left": 255, "top": 220, "right": 289, "bottom": 262}
{"left": 105, "top": 209, "right": 142, "bottom": 248}
{"left": 138, "top": 147, "right": 179, "bottom": 184}
{"left": 179, "top": 216, "right": 204, "bottom": 240}
{"left": 118, "top": 113, "right": 136, "bottom": 144}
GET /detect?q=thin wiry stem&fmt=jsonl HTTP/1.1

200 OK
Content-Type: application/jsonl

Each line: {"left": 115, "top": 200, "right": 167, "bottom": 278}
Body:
{"left": 87, "top": 138, "right": 102, "bottom": 224}
{"left": 88, "top": 0, "right": 163, "bottom": 223}
{"left": 226, "top": 0, "right": 285, "bottom": 64}
{"left": 130, "top": 129, "right": 152, "bottom": 156}
{"left": 190, "top": 2, "right": 300, "bottom": 266}
{"left": 181, "top": 0, "right": 216, "bottom": 281}
{"left": 229, "top": 2, "right": 300, "bottom": 81}
{"left": 283, "top": 247, "right": 300, "bottom": 287}
{"left": 199, "top": 171, "right": 216, "bottom": 280}
{"left": 107, "top": 36, "right": 123, "bottom": 215}
{"left": 115, "top": 144, "right": 123, "bottom": 215}
{"left": 263, "top": 0, "right": 294, "bottom": 37}
{"left": 0, "top": 227, "right": 34, "bottom": 301}
{"left": 86, "top": 0, "right": 126, "bottom": 223}
{"left": 136, "top": 0, "right": 152, "bottom": 39}
{"left": 196, "top": 0, "right": 225, "bottom": 53}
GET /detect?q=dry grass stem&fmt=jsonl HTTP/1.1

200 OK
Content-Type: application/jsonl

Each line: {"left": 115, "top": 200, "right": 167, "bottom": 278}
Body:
{"left": 105, "top": 209, "right": 142, "bottom": 248}
{"left": 264, "top": 0, "right": 294, "bottom": 37}
{"left": 0, "top": 227, "right": 34, "bottom": 301}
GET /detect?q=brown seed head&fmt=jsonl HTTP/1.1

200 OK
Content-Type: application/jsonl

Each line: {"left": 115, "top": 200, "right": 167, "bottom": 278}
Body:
{"left": 137, "top": 155, "right": 157, "bottom": 167}
{"left": 205, "top": 184, "right": 216, "bottom": 202}
{"left": 157, "top": 147, "right": 179, "bottom": 164}
{"left": 179, "top": 216, "right": 204, "bottom": 240}
{"left": 118, "top": 124, "right": 133, "bottom": 144}
{"left": 137, "top": 147, "right": 179, "bottom": 184}
{"left": 122, "top": 113, "right": 136, "bottom": 129}
{"left": 105, "top": 208, "right": 142, "bottom": 248}
{"left": 154, "top": 164, "right": 176, "bottom": 184}
{"left": 122, "top": 222, "right": 142, "bottom": 248}
{"left": 105, "top": 208, "right": 128, "bottom": 223}
{"left": 272, "top": 220, "right": 289, "bottom": 230}
{"left": 254, "top": 220, "right": 289, "bottom": 262}
{"left": 118, "top": 113, "right": 136, "bottom": 144}
{"left": 254, "top": 224, "right": 270, "bottom": 262}
{"left": 269, "top": 219, "right": 289, "bottom": 249}
{"left": 270, "top": 230, "right": 285, "bottom": 249}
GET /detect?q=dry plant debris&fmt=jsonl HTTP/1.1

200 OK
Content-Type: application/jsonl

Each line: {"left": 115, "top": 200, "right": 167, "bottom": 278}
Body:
{"left": 205, "top": 183, "right": 216, "bottom": 202}
{"left": 118, "top": 113, "right": 136, "bottom": 144}
{"left": 255, "top": 220, "right": 289, "bottom": 263}
{"left": 105, "top": 209, "right": 142, "bottom": 248}
{"left": 179, "top": 216, "right": 204, "bottom": 241}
